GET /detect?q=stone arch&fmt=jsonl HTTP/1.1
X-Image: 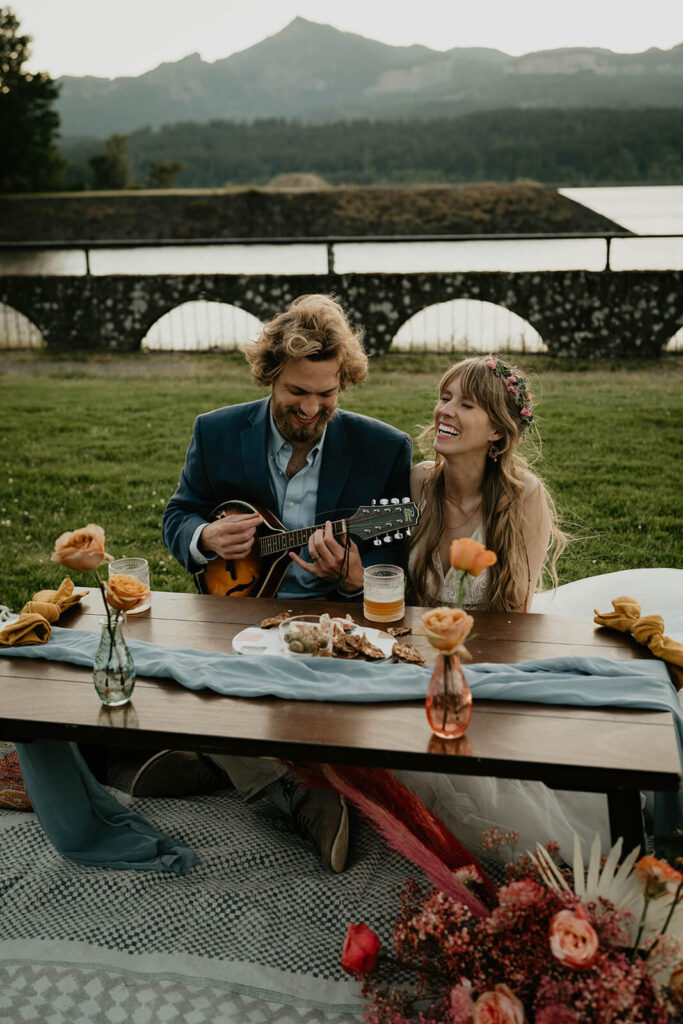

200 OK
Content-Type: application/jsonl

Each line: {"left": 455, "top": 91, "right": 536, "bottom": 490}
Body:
{"left": 389, "top": 298, "right": 546, "bottom": 354}
{"left": 141, "top": 300, "right": 264, "bottom": 351}
{"left": 0, "top": 302, "right": 45, "bottom": 349}
{"left": 665, "top": 323, "right": 683, "bottom": 352}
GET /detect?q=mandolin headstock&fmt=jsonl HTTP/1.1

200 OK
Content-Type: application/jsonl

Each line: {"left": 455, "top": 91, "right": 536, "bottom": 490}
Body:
{"left": 347, "top": 498, "right": 419, "bottom": 544}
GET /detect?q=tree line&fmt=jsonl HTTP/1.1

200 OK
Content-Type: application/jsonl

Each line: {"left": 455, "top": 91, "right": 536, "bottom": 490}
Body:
{"left": 60, "top": 108, "right": 683, "bottom": 190}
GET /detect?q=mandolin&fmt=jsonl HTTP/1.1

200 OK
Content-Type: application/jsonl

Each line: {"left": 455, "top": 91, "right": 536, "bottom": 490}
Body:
{"left": 194, "top": 498, "right": 419, "bottom": 598}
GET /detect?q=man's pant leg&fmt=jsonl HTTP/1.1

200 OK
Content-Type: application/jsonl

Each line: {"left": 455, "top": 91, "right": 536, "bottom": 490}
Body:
{"left": 207, "top": 754, "right": 286, "bottom": 801}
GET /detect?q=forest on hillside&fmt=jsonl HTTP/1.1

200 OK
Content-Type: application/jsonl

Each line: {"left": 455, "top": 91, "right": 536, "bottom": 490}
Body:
{"left": 59, "top": 108, "right": 683, "bottom": 190}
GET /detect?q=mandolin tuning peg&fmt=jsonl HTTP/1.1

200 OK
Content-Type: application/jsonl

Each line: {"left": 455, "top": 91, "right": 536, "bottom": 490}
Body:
{"left": 405, "top": 527, "right": 412, "bottom": 537}
{"left": 379, "top": 498, "right": 389, "bottom": 506}
{"left": 383, "top": 535, "right": 392, "bottom": 544}
{"left": 394, "top": 531, "right": 404, "bottom": 540}
{"left": 390, "top": 497, "right": 400, "bottom": 505}
{"left": 371, "top": 498, "right": 377, "bottom": 505}
{"left": 402, "top": 496, "right": 411, "bottom": 504}
{"left": 373, "top": 537, "right": 383, "bottom": 547}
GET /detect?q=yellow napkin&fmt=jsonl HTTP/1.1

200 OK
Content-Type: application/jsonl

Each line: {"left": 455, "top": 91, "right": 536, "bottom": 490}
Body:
{"left": 0, "top": 577, "right": 88, "bottom": 648}
{"left": 30, "top": 577, "right": 88, "bottom": 616}
{"left": 594, "top": 596, "right": 683, "bottom": 670}
{"left": 0, "top": 612, "right": 53, "bottom": 647}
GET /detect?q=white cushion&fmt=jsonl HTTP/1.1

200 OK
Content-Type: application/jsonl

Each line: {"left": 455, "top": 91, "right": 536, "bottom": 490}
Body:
{"left": 532, "top": 568, "right": 683, "bottom": 641}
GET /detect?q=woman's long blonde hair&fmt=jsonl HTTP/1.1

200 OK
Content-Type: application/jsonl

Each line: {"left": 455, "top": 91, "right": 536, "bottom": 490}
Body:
{"left": 408, "top": 356, "right": 565, "bottom": 612}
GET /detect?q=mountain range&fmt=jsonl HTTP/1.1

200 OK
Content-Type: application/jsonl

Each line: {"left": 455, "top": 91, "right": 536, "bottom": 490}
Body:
{"left": 56, "top": 18, "right": 683, "bottom": 139}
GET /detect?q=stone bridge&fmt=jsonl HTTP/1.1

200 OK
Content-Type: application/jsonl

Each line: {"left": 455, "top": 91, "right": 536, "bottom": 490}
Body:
{"left": 1, "top": 268, "right": 681, "bottom": 357}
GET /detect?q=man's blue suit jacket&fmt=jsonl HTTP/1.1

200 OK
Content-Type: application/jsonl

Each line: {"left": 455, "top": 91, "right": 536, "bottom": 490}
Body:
{"left": 163, "top": 398, "right": 413, "bottom": 580}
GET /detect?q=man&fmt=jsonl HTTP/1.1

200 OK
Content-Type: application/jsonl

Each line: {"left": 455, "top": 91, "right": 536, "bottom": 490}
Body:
{"left": 132, "top": 294, "right": 412, "bottom": 873}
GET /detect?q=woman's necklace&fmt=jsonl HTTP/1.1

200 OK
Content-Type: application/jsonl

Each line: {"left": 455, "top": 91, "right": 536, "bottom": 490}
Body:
{"left": 444, "top": 499, "right": 482, "bottom": 532}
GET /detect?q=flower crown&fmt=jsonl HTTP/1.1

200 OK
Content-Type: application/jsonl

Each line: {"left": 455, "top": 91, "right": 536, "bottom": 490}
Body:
{"left": 485, "top": 354, "right": 534, "bottom": 433}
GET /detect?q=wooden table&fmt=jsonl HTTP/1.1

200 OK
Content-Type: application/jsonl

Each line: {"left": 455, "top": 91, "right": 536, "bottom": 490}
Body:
{"left": 1, "top": 590, "right": 680, "bottom": 850}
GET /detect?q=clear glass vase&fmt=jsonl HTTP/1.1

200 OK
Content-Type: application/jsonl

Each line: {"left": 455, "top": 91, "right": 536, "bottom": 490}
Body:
{"left": 93, "top": 616, "right": 136, "bottom": 707}
{"left": 425, "top": 652, "right": 472, "bottom": 739}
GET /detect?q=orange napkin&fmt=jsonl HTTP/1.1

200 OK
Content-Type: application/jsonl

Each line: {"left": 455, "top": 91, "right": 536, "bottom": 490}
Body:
{"left": 0, "top": 577, "right": 88, "bottom": 648}
{"left": 594, "top": 596, "right": 683, "bottom": 669}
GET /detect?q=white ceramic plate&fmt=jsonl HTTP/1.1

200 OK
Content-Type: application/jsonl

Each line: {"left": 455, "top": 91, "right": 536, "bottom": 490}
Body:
{"left": 232, "top": 623, "right": 395, "bottom": 660}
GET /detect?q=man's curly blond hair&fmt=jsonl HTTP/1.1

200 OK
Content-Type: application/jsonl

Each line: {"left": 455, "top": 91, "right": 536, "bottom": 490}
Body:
{"left": 244, "top": 294, "right": 368, "bottom": 390}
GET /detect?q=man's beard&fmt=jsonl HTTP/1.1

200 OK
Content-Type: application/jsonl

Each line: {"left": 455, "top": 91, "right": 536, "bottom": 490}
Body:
{"left": 271, "top": 397, "right": 336, "bottom": 446}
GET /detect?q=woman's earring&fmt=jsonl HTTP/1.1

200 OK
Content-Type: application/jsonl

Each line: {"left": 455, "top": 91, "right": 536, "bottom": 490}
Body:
{"left": 487, "top": 441, "right": 499, "bottom": 462}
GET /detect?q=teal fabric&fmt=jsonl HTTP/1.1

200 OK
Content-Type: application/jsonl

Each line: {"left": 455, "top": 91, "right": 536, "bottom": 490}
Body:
{"left": 14, "top": 740, "right": 198, "bottom": 874}
{"left": 2, "top": 628, "right": 681, "bottom": 858}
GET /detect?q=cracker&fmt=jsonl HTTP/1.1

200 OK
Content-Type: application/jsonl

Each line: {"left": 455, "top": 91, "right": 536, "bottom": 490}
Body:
{"left": 260, "top": 610, "right": 293, "bottom": 629}
{"left": 392, "top": 641, "right": 426, "bottom": 666}
{"left": 387, "top": 625, "right": 411, "bottom": 638}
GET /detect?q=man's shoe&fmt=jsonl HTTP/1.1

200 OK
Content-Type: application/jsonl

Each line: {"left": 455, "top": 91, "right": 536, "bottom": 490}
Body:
{"left": 294, "top": 787, "right": 349, "bottom": 874}
{"left": 130, "top": 750, "right": 232, "bottom": 798}
{"left": 266, "top": 773, "right": 349, "bottom": 872}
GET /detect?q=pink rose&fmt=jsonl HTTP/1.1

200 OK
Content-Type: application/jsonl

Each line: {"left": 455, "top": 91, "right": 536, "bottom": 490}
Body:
{"left": 520, "top": 408, "right": 532, "bottom": 417}
{"left": 506, "top": 375, "right": 517, "bottom": 383}
{"left": 549, "top": 908, "right": 598, "bottom": 971}
{"left": 486, "top": 359, "right": 497, "bottom": 369}
{"left": 472, "top": 984, "right": 525, "bottom": 1024}
{"left": 341, "top": 922, "right": 381, "bottom": 975}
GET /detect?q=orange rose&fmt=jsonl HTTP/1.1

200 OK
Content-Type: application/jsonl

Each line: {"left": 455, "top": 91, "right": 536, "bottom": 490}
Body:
{"left": 51, "top": 524, "right": 111, "bottom": 572}
{"left": 104, "top": 573, "right": 150, "bottom": 612}
{"left": 450, "top": 537, "right": 497, "bottom": 577}
{"left": 635, "top": 855, "right": 683, "bottom": 898}
{"left": 549, "top": 908, "right": 598, "bottom": 971}
{"left": 421, "top": 607, "right": 474, "bottom": 651}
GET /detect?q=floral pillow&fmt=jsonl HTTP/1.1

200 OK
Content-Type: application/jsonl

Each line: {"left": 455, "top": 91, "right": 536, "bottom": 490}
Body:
{"left": 0, "top": 742, "right": 31, "bottom": 810}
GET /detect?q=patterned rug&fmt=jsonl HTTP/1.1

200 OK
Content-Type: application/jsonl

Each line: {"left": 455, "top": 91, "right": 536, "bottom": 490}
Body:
{"left": 0, "top": 775, "right": 420, "bottom": 1024}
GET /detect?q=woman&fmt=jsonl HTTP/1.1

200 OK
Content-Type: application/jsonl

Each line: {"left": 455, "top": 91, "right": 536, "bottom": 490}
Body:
{"left": 408, "top": 354, "right": 564, "bottom": 611}
{"left": 400, "top": 356, "right": 608, "bottom": 863}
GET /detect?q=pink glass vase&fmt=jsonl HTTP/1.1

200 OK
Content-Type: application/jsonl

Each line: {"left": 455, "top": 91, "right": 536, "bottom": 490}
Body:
{"left": 425, "top": 652, "right": 472, "bottom": 739}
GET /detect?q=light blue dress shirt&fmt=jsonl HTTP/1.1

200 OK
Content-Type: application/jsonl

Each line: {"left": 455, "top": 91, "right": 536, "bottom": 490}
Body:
{"left": 188, "top": 404, "right": 330, "bottom": 599}
{"left": 266, "top": 409, "right": 328, "bottom": 599}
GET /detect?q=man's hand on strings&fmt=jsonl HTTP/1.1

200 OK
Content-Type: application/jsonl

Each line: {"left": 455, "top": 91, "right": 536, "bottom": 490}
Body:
{"left": 200, "top": 512, "right": 262, "bottom": 560}
{"left": 289, "top": 519, "right": 364, "bottom": 590}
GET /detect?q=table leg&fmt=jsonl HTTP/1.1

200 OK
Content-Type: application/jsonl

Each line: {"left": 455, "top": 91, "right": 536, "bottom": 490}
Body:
{"left": 607, "top": 789, "right": 646, "bottom": 853}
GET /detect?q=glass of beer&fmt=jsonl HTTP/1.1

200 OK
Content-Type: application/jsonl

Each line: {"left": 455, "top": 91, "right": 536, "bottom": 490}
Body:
{"left": 108, "top": 557, "right": 151, "bottom": 614}
{"left": 363, "top": 565, "right": 405, "bottom": 623}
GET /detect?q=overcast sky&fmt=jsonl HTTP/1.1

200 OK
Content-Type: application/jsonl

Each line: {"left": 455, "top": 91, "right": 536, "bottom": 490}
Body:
{"left": 10, "top": 0, "right": 683, "bottom": 79}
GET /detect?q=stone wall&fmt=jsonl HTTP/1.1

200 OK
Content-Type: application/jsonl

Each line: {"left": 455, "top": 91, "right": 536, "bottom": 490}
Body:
{"left": 1, "top": 269, "right": 680, "bottom": 357}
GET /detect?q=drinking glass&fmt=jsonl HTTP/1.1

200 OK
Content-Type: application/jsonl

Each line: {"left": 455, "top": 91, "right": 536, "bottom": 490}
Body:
{"left": 108, "top": 557, "right": 151, "bottom": 614}
{"left": 363, "top": 565, "right": 405, "bottom": 623}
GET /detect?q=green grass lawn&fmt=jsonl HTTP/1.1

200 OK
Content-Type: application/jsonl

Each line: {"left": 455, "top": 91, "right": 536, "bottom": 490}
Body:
{"left": 0, "top": 351, "right": 681, "bottom": 612}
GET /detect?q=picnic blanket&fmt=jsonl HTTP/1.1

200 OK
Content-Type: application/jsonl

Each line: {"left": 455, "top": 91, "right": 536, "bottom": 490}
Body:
{"left": 0, "top": 774, "right": 414, "bottom": 1024}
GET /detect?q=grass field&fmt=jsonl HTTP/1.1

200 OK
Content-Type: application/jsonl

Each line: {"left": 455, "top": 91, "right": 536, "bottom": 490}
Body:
{"left": 0, "top": 351, "right": 681, "bottom": 613}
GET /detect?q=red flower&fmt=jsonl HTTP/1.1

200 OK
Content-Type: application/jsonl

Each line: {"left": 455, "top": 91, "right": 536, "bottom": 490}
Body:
{"left": 341, "top": 922, "right": 381, "bottom": 975}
